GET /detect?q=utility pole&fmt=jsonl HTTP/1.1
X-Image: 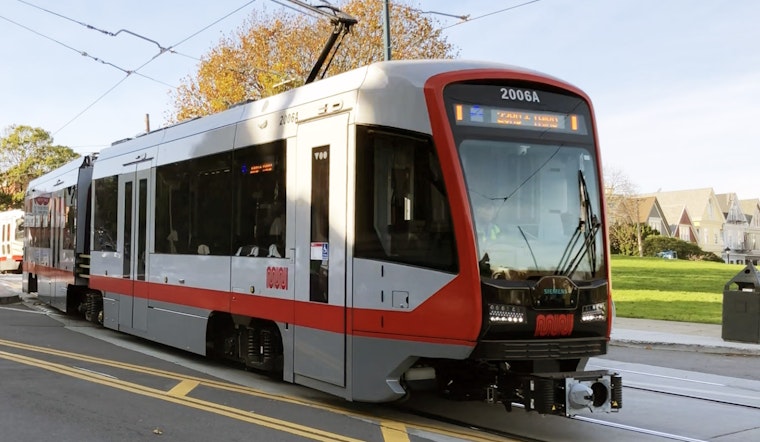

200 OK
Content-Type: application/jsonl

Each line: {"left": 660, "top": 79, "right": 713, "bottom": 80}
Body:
{"left": 383, "top": 0, "right": 391, "bottom": 60}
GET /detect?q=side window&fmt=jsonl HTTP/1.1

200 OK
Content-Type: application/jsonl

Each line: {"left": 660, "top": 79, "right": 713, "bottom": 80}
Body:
{"left": 63, "top": 185, "right": 77, "bottom": 250}
{"left": 155, "top": 151, "right": 233, "bottom": 255}
{"left": 92, "top": 177, "right": 118, "bottom": 251}
{"left": 15, "top": 217, "right": 24, "bottom": 242}
{"left": 355, "top": 126, "right": 457, "bottom": 272}
{"left": 232, "top": 140, "right": 287, "bottom": 258}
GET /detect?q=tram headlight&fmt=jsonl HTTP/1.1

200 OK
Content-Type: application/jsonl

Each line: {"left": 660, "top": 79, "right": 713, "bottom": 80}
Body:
{"left": 581, "top": 302, "right": 606, "bottom": 322}
{"left": 488, "top": 304, "right": 526, "bottom": 324}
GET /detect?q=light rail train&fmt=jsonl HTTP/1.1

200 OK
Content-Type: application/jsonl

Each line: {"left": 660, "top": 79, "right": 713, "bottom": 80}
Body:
{"left": 1, "top": 209, "right": 24, "bottom": 273}
{"left": 23, "top": 59, "right": 621, "bottom": 416}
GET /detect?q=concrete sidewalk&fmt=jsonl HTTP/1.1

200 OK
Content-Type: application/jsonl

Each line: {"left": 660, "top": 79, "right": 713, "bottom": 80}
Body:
{"left": 612, "top": 316, "right": 760, "bottom": 356}
{"left": 0, "top": 284, "right": 20, "bottom": 304}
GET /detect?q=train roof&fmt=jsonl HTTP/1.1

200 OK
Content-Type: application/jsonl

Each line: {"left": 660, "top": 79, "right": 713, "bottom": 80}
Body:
{"left": 95, "top": 59, "right": 573, "bottom": 162}
{"left": 26, "top": 155, "right": 92, "bottom": 197}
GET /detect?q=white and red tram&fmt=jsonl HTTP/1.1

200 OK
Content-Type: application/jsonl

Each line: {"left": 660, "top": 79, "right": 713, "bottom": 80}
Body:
{"left": 1, "top": 209, "right": 25, "bottom": 274}
{"left": 24, "top": 60, "right": 621, "bottom": 416}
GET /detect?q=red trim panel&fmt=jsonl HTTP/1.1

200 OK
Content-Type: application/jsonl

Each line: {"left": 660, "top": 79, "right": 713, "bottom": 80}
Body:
{"left": 90, "top": 275, "right": 132, "bottom": 294}
{"left": 88, "top": 275, "right": 476, "bottom": 344}
{"left": 295, "top": 301, "right": 344, "bottom": 334}
{"left": 23, "top": 263, "right": 75, "bottom": 281}
{"left": 149, "top": 283, "right": 230, "bottom": 312}
{"left": 352, "top": 276, "right": 481, "bottom": 341}
{"left": 231, "top": 294, "right": 293, "bottom": 325}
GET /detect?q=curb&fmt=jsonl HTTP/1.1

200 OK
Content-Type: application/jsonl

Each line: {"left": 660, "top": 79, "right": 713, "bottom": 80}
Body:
{"left": 610, "top": 339, "right": 760, "bottom": 357}
{"left": 0, "top": 294, "right": 21, "bottom": 305}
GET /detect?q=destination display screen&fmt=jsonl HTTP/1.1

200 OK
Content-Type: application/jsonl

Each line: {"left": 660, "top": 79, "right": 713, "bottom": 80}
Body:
{"left": 453, "top": 103, "right": 588, "bottom": 135}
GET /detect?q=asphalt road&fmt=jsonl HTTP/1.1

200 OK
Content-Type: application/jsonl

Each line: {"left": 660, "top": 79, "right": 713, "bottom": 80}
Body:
{"left": 0, "top": 300, "right": 421, "bottom": 442}
{"left": 0, "top": 290, "right": 502, "bottom": 442}
{"left": 4, "top": 272, "right": 760, "bottom": 442}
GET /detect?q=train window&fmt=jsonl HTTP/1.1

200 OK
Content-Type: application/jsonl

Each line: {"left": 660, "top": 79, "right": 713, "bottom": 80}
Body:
{"left": 62, "top": 185, "right": 76, "bottom": 250}
{"left": 30, "top": 198, "right": 49, "bottom": 249}
{"left": 231, "top": 140, "right": 286, "bottom": 258}
{"left": 92, "top": 176, "right": 118, "bottom": 251}
{"left": 24, "top": 200, "right": 33, "bottom": 247}
{"left": 310, "top": 145, "right": 329, "bottom": 302}
{"left": 137, "top": 178, "right": 147, "bottom": 280}
{"left": 355, "top": 126, "right": 457, "bottom": 272}
{"left": 123, "top": 181, "right": 133, "bottom": 278}
{"left": 31, "top": 200, "right": 47, "bottom": 249}
{"left": 16, "top": 217, "right": 24, "bottom": 241}
{"left": 155, "top": 151, "right": 233, "bottom": 255}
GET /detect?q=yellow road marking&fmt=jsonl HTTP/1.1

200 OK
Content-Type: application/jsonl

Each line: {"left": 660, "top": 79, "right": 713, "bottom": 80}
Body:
{"left": 380, "top": 420, "right": 411, "bottom": 442}
{"left": 0, "top": 338, "right": 508, "bottom": 442}
{"left": 0, "top": 338, "right": 309, "bottom": 404}
{"left": 167, "top": 379, "right": 200, "bottom": 397}
{"left": 0, "top": 350, "right": 363, "bottom": 442}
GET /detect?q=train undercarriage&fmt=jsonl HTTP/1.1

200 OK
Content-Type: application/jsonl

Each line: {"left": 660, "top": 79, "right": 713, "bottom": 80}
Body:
{"left": 206, "top": 313, "right": 284, "bottom": 373}
{"left": 73, "top": 291, "right": 284, "bottom": 373}
{"left": 409, "top": 355, "right": 622, "bottom": 417}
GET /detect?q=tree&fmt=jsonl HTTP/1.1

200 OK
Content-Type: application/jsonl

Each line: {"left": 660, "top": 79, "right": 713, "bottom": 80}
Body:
{"left": 604, "top": 167, "right": 647, "bottom": 256}
{"left": 0, "top": 125, "right": 79, "bottom": 209}
{"left": 169, "top": 0, "right": 458, "bottom": 121}
{"left": 609, "top": 222, "right": 659, "bottom": 256}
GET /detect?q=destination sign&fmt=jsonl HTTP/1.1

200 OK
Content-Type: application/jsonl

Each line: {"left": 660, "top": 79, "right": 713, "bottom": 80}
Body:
{"left": 453, "top": 104, "right": 588, "bottom": 135}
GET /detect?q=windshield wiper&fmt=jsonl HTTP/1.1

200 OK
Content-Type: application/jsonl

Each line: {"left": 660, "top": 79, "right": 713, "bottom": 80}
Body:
{"left": 517, "top": 225, "right": 539, "bottom": 271}
{"left": 556, "top": 170, "right": 600, "bottom": 278}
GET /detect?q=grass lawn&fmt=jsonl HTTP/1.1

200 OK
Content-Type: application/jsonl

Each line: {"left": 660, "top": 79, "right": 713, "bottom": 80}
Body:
{"left": 610, "top": 255, "right": 748, "bottom": 324}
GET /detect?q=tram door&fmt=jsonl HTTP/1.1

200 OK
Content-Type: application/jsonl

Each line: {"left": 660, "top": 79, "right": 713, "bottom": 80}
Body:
{"left": 293, "top": 114, "right": 349, "bottom": 387}
{"left": 117, "top": 164, "right": 150, "bottom": 332}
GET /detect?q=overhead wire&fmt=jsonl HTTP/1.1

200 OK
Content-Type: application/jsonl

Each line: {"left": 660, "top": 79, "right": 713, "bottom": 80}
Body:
{"left": 6, "top": 0, "right": 258, "bottom": 137}
{"left": 269, "top": 0, "right": 321, "bottom": 20}
{"left": 439, "top": 0, "right": 541, "bottom": 30}
{"left": 1, "top": 13, "right": 178, "bottom": 91}
{"left": 400, "top": 0, "right": 541, "bottom": 55}
{"left": 13, "top": 0, "right": 257, "bottom": 66}
{"left": 12, "top": 0, "right": 540, "bottom": 141}
{"left": 0, "top": 14, "right": 129, "bottom": 75}
{"left": 15, "top": 0, "right": 168, "bottom": 52}
{"left": 171, "top": 0, "right": 257, "bottom": 47}
{"left": 54, "top": 78, "right": 131, "bottom": 137}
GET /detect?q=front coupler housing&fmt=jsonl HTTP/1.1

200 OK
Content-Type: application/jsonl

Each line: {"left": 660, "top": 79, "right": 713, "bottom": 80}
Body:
{"left": 489, "top": 369, "right": 622, "bottom": 416}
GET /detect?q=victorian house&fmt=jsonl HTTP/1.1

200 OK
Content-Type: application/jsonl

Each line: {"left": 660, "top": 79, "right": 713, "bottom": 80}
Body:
{"left": 644, "top": 188, "right": 726, "bottom": 256}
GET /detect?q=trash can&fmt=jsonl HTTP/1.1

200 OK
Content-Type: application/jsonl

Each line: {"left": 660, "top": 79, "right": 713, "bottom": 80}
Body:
{"left": 722, "top": 263, "right": 760, "bottom": 343}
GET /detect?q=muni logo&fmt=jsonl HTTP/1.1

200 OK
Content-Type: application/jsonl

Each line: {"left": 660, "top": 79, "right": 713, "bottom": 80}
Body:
{"left": 534, "top": 313, "right": 574, "bottom": 337}
{"left": 266, "top": 266, "right": 288, "bottom": 290}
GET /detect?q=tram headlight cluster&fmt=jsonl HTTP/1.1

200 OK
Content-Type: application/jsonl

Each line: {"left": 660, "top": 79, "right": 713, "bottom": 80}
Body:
{"left": 581, "top": 302, "right": 607, "bottom": 322}
{"left": 488, "top": 303, "right": 526, "bottom": 324}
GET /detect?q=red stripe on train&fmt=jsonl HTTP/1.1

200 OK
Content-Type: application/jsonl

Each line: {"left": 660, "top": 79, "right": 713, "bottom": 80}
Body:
{"left": 23, "top": 263, "right": 74, "bottom": 280}
{"left": 88, "top": 274, "right": 479, "bottom": 342}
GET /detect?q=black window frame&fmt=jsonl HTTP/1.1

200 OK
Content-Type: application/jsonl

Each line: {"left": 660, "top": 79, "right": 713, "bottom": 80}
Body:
{"left": 355, "top": 125, "right": 457, "bottom": 273}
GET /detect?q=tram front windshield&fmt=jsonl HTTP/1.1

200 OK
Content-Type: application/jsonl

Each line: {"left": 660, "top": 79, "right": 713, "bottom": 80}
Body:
{"left": 461, "top": 140, "right": 603, "bottom": 281}
{"left": 444, "top": 83, "right": 605, "bottom": 282}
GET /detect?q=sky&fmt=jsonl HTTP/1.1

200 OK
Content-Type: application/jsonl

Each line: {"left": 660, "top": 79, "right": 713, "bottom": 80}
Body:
{"left": 1, "top": 0, "right": 758, "bottom": 199}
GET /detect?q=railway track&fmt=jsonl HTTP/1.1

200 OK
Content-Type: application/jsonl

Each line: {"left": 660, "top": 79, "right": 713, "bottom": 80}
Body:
{"left": 394, "top": 360, "right": 760, "bottom": 442}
